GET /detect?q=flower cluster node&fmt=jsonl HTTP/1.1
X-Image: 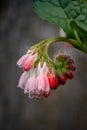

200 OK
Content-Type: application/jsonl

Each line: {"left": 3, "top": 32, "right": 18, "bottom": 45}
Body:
{"left": 55, "top": 53, "right": 75, "bottom": 85}
{"left": 17, "top": 44, "right": 76, "bottom": 99}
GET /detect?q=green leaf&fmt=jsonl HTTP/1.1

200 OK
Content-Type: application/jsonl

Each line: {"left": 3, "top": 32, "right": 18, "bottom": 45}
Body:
{"left": 32, "top": 0, "right": 87, "bottom": 53}
{"left": 70, "top": 20, "right": 87, "bottom": 53}
{"left": 33, "top": 0, "right": 87, "bottom": 37}
{"left": 32, "top": 0, "right": 72, "bottom": 37}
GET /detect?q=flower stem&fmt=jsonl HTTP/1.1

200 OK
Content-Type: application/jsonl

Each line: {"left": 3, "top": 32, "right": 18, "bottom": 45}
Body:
{"left": 43, "top": 36, "right": 87, "bottom": 54}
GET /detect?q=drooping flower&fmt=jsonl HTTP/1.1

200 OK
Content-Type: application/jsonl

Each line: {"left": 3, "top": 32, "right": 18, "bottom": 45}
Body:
{"left": 36, "top": 75, "right": 50, "bottom": 98}
{"left": 18, "top": 71, "right": 29, "bottom": 89}
{"left": 48, "top": 68, "right": 59, "bottom": 89}
{"left": 36, "top": 62, "right": 50, "bottom": 98}
{"left": 17, "top": 54, "right": 29, "bottom": 67}
{"left": 17, "top": 50, "right": 38, "bottom": 71}
{"left": 24, "top": 76, "right": 37, "bottom": 98}
{"left": 48, "top": 74, "right": 59, "bottom": 89}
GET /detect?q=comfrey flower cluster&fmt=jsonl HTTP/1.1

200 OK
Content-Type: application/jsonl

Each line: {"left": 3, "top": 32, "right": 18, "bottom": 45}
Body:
{"left": 17, "top": 40, "right": 76, "bottom": 99}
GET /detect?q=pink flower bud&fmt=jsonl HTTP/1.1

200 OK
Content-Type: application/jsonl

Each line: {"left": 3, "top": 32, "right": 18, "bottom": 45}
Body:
{"left": 59, "top": 75, "right": 67, "bottom": 85}
{"left": 67, "top": 58, "right": 74, "bottom": 64}
{"left": 66, "top": 71, "right": 74, "bottom": 79}
{"left": 17, "top": 52, "right": 38, "bottom": 71}
{"left": 17, "top": 54, "right": 29, "bottom": 67}
{"left": 48, "top": 74, "right": 59, "bottom": 89}
{"left": 68, "top": 65, "right": 76, "bottom": 71}
{"left": 22, "top": 58, "right": 34, "bottom": 71}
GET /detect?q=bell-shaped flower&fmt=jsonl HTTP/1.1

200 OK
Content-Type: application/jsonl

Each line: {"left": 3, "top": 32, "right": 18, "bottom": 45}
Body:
{"left": 18, "top": 71, "right": 29, "bottom": 89}
{"left": 48, "top": 68, "right": 59, "bottom": 89}
{"left": 24, "top": 76, "right": 36, "bottom": 95}
{"left": 17, "top": 52, "right": 38, "bottom": 71}
{"left": 36, "top": 62, "right": 50, "bottom": 98}
{"left": 17, "top": 54, "right": 29, "bottom": 67}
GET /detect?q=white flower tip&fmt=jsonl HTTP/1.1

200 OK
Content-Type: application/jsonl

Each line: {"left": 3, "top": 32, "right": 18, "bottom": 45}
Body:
{"left": 27, "top": 49, "right": 33, "bottom": 54}
{"left": 18, "top": 84, "right": 25, "bottom": 89}
{"left": 33, "top": 53, "right": 38, "bottom": 61}
{"left": 24, "top": 89, "right": 28, "bottom": 94}
{"left": 42, "top": 62, "right": 48, "bottom": 75}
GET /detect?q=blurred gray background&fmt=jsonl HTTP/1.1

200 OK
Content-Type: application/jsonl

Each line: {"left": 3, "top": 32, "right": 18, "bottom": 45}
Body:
{"left": 0, "top": 0, "right": 87, "bottom": 130}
